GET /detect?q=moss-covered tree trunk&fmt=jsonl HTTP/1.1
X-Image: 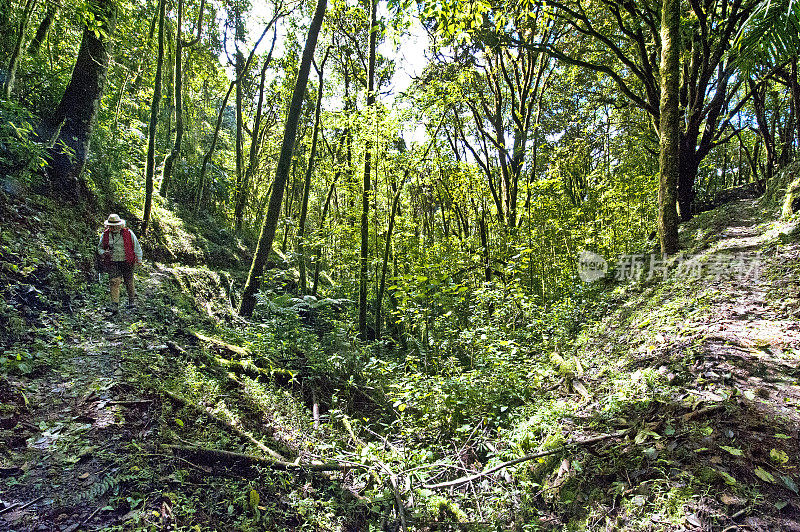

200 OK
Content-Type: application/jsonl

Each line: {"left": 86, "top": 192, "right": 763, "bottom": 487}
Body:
{"left": 235, "top": 30, "right": 278, "bottom": 233}
{"left": 234, "top": 46, "right": 246, "bottom": 229}
{"left": 142, "top": 0, "right": 166, "bottom": 235}
{"left": 159, "top": 0, "right": 184, "bottom": 197}
{"left": 43, "top": 0, "right": 115, "bottom": 201}
{"left": 238, "top": 0, "right": 327, "bottom": 317}
{"left": 3, "top": 0, "right": 37, "bottom": 98}
{"left": 792, "top": 59, "right": 800, "bottom": 152}
{"left": 657, "top": 0, "right": 680, "bottom": 255}
{"left": 27, "top": 3, "right": 57, "bottom": 55}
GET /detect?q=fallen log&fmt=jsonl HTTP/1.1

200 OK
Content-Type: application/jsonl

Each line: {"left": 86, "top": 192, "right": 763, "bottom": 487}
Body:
{"left": 161, "top": 389, "right": 287, "bottom": 462}
{"left": 164, "top": 444, "right": 351, "bottom": 472}
{"left": 423, "top": 429, "right": 631, "bottom": 490}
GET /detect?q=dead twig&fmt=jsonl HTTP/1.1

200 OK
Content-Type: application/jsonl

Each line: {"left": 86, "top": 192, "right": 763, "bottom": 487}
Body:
{"left": 107, "top": 399, "right": 154, "bottom": 406}
{"left": 17, "top": 496, "right": 43, "bottom": 512}
{"left": 375, "top": 460, "right": 408, "bottom": 532}
{"left": 681, "top": 404, "right": 725, "bottom": 423}
{"left": 423, "top": 430, "right": 631, "bottom": 490}
{"left": 79, "top": 504, "right": 104, "bottom": 527}
{"left": 0, "top": 503, "right": 21, "bottom": 515}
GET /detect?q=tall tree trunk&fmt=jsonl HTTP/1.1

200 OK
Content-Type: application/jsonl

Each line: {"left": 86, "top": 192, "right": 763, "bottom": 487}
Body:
{"left": 159, "top": 0, "right": 206, "bottom": 197}
{"left": 27, "top": 2, "right": 57, "bottom": 55}
{"left": 159, "top": 0, "right": 184, "bottom": 197}
{"left": 234, "top": 48, "right": 245, "bottom": 224}
{"left": 0, "top": 0, "right": 11, "bottom": 55}
{"left": 235, "top": 30, "right": 278, "bottom": 232}
{"left": 478, "top": 208, "right": 491, "bottom": 282}
{"left": 298, "top": 51, "right": 328, "bottom": 294}
{"left": 195, "top": 80, "right": 233, "bottom": 213}
{"left": 238, "top": 0, "right": 327, "bottom": 317}
{"left": 142, "top": 0, "right": 166, "bottom": 235}
{"left": 375, "top": 177, "right": 403, "bottom": 341}
{"left": 358, "top": 0, "right": 377, "bottom": 339}
{"left": 750, "top": 79, "right": 775, "bottom": 185}
{"left": 42, "top": 0, "right": 114, "bottom": 201}
{"left": 793, "top": 59, "right": 800, "bottom": 150}
{"left": 4, "top": 0, "right": 38, "bottom": 98}
{"left": 657, "top": 0, "right": 680, "bottom": 254}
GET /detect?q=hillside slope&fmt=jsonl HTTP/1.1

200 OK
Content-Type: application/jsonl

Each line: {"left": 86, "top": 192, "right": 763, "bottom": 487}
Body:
{"left": 1, "top": 192, "right": 799, "bottom": 531}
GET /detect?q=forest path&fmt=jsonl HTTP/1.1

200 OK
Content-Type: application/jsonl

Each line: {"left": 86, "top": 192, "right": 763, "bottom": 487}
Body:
{"left": 1, "top": 267, "right": 176, "bottom": 531}
{"left": 584, "top": 198, "right": 800, "bottom": 530}
{"left": 676, "top": 200, "right": 800, "bottom": 423}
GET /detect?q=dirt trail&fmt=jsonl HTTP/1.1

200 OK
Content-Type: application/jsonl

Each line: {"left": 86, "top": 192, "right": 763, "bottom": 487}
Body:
{"left": 629, "top": 200, "right": 800, "bottom": 530}
{"left": 1, "top": 269, "right": 170, "bottom": 531}
{"left": 683, "top": 201, "right": 800, "bottom": 423}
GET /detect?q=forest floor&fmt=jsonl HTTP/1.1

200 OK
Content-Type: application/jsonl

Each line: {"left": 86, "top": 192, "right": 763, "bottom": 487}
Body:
{"left": 1, "top": 197, "right": 799, "bottom": 531}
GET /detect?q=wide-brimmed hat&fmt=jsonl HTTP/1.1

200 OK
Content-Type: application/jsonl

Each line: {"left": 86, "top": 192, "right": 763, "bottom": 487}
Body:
{"left": 104, "top": 214, "right": 126, "bottom": 227}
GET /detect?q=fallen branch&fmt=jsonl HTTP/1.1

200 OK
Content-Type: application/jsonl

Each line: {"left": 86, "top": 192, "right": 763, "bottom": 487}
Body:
{"left": 0, "top": 503, "right": 21, "bottom": 515}
{"left": 108, "top": 399, "right": 154, "bottom": 406}
{"left": 164, "top": 444, "right": 351, "bottom": 472}
{"left": 216, "top": 357, "right": 273, "bottom": 379}
{"left": 375, "top": 459, "right": 409, "bottom": 532}
{"left": 190, "top": 330, "right": 250, "bottom": 358}
{"left": 423, "top": 430, "right": 630, "bottom": 490}
{"left": 161, "top": 389, "right": 286, "bottom": 462}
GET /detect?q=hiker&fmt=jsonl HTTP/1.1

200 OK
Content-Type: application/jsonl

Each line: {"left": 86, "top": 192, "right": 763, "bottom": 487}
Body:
{"left": 97, "top": 214, "right": 143, "bottom": 314}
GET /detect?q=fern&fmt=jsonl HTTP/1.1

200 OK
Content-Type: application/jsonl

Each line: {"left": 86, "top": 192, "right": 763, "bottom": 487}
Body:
{"left": 736, "top": 0, "right": 800, "bottom": 70}
{"left": 70, "top": 472, "right": 139, "bottom": 505}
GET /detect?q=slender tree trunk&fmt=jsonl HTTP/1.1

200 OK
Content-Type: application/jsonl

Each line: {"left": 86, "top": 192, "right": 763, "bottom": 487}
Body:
{"left": 142, "top": 0, "right": 166, "bottom": 236}
{"left": 159, "top": 0, "right": 184, "bottom": 197}
{"left": 311, "top": 177, "right": 337, "bottom": 296}
{"left": 479, "top": 209, "right": 491, "bottom": 282}
{"left": 657, "top": 0, "right": 680, "bottom": 254}
{"left": 358, "top": 0, "right": 377, "bottom": 339}
{"left": 4, "top": 0, "right": 38, "bottom": 98}
{"left": 750, "top": 79, "right": 775, "bottom": 184}
{"left": 234, "top": 48, "right": 245, "bottom": 223}
{"left": 298, "top": 51, "right": 328, "bottom": 294}
{"left": 0, "top": 0, "right": 11, "bottom": 54}
{"left": 27, "top": 2, "right": 57, "bottom": 55}
{"left": 42, "top": 0, "right": 114, "bottom": 201}
{"left": 195, "top": 22, "right": 275, "bottom": 214}
{"left": 239, "top": 0, "right": 327, "bottom": 317}
{"left": 235, "top": 30, "right": 278, "bottom": 232}
{"left": 195, "top": 80, "right": 233, "bottom": 213}
{"left": 375, "top": 177, "right": 403, "bottom": 341}
{"left": 793, "top": 59, "right": 800, "bottom": 151}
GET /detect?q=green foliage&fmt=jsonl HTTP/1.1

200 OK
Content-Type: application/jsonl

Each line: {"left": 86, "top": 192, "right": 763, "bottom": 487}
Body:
{"left": 0, "top": 100, "right": 47, "bottom": 186}
{"left": 736, "top": 0, "right": 800, "bottom": 69}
